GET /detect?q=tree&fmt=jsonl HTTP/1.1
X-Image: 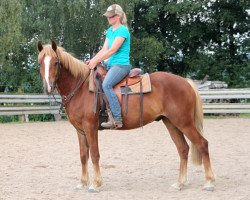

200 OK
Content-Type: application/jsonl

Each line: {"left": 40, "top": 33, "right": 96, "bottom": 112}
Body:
{"left": 1, "top": 0, "right": 249, "bottom": 92}
{"left": 0, "top": 0, "right": 23, "bottom": 92}
{"left": 132, "top": 0, "right": 250, "bottom": 87}
{"left": 5, "top": 0, "right": 109, "bottom": 93}
{"left": 189, "top": 0, "right": 250, "bottom": 86}
{"left": 132, "top": 0, "right": 209, "bottom": 75}
{"left": 131, "top": 37, "right": 164, "bottom": 72}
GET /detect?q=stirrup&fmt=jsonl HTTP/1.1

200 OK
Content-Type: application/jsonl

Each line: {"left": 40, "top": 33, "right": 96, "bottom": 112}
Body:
{"left": 101, "top": 109, "right": 122, "bottom": 129}
{"left": 101, "top": 120, "right": 123, "bottom": 129}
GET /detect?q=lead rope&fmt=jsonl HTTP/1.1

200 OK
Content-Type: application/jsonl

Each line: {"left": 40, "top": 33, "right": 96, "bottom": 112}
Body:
{"left": 51, "top": 92, "right": 64, "bottom": 116}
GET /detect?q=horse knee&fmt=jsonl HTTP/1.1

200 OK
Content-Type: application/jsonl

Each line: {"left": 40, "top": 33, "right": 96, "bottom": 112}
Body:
{"left": 90, "top": 149, "right": 100, "bottom": 163}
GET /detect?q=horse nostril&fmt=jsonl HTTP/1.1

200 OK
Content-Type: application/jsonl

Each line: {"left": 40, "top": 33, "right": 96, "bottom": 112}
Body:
{"left": 50, "top": 81, "right": 56, "bottom": 91}
{"left": 43, "top": 80, "right": 52, "bottom": 94}
{"left": 51, "top": 82, "right": 55, "bottom": 90}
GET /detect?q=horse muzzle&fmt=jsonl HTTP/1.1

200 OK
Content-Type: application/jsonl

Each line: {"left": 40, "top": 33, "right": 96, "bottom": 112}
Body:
{"left": 43, "top": 80, "right": 56, "bottom": 95}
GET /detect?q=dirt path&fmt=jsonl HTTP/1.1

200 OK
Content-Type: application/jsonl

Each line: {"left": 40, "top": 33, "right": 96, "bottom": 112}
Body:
{"left": 0, "top": 118, "right": 249, "bottom": 200}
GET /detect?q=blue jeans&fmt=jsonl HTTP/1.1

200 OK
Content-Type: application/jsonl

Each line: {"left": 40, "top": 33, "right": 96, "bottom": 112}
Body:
{"left": 102, "top": 65, "right": 131, "bottom": 121}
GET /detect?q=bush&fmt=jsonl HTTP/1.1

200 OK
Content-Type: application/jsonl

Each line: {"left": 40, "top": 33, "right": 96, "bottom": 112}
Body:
{"left": 0, "top": 115, "right": 19, "bottom": 123}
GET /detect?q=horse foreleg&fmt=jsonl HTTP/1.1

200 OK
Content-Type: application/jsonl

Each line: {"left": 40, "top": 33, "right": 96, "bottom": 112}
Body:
{"left": 84, "top": 126, "right": 103, "bottom": 193}
{"left": 163, "top": 119, "right": 189, "bottom": 190}
{"left": 76, "top": 130, "right": 90, "bottom": 189}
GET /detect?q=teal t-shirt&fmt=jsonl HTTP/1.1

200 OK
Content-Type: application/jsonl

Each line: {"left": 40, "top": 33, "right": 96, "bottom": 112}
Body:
{"left": 106, "top": 25, "right": 130, "bottom": 67}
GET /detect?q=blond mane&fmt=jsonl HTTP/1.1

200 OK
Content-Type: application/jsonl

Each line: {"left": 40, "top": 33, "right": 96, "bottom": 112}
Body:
{"left": 38, "top": 45, "right": 90, "bottom": 78}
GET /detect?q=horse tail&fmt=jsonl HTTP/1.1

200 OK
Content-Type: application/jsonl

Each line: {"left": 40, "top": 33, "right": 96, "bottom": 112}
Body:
{"left": 187, "top": 79, "right": 203, "bottom": 166}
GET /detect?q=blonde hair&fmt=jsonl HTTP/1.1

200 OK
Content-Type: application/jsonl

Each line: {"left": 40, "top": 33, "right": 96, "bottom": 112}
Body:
{"left": 120, "top": 12, "right": 128, "bottom": 27}
{"left": 38, "top": 45, "right": 89, "bottom": 78}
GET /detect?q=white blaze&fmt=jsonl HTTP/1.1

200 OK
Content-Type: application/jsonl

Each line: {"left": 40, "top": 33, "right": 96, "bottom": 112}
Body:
{"left": 44, "top": 56, "right": 52, "bottom": 93}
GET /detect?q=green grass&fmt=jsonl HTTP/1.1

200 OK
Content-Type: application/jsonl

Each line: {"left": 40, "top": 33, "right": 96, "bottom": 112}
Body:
{"left": 0, "top": 114, "right": 59, "bottom": 123}
{"left": 0, "top": 115, "right": 19, "bottom": 123}
{"left": 204, "top": 113, "right": 250, "bottom": 119}
{"left": 239, "top": 113, "right": 250, "bottom": 118}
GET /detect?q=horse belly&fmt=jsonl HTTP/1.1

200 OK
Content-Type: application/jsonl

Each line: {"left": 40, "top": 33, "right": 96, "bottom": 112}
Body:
{"left": 121, "top": 91, "right": 164, "bottom": 129}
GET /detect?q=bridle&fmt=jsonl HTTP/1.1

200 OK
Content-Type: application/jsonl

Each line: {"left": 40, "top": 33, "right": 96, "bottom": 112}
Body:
{"left": 50, "top": 51, "right": 90, "bottom": 115}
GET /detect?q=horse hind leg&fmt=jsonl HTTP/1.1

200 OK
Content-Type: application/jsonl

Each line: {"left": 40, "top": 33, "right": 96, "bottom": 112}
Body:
{"left": 163, "top": 118, "right": 189, "bottom": 190}
{"left": 179, "top": 124, "right": 215, "bottom": 191}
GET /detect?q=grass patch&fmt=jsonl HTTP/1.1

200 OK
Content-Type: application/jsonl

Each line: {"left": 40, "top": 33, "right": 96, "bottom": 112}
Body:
{"left": 0, "top": 114, "right": 67, "bottom": 123}
{"left": 204, "top": 113, "right": 250, "bottom": 119}
{"left": 239, "top": 113, "right": 250, "bottom": 118}
{"left": 0, "top": 115, "right": 19, "bottom": 123}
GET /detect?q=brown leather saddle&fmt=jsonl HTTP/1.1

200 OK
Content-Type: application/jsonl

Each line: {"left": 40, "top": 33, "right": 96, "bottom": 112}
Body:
{"left": 90, "top": 65, "right": 145, "bottom": 103}
{"left": 90, "top": 65, "right": 145, "bottom": 129}
{"left": 94, "top": 65, "right": 142, "bottom": 88}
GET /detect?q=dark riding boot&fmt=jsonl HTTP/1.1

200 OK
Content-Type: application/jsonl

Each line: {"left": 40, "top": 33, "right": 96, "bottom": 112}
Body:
{"left": 101, "top": 119, "right": 123, "bottom": 129}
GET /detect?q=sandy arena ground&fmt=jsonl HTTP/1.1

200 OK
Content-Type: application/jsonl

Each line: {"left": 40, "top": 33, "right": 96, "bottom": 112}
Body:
{"left": 0, "top": 118, "right": 250, "bottom": 200}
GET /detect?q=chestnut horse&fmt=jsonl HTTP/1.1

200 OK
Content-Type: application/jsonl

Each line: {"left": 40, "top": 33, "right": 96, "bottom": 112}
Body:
{"left": 37, "top": 41, "right": 215, "bottom": 192}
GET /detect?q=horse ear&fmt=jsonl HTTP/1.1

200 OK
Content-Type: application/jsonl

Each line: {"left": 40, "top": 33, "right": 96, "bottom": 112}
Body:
{"left": 37, "top": 41, "right": 43, "bottom": 52}
{"left": 51, "top": 40, "right": 57, "bottom": 52}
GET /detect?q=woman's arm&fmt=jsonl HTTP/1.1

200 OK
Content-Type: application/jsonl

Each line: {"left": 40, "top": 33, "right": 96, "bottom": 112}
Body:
{"left": 88, "top": 37, "right": 125, "bottom": 69}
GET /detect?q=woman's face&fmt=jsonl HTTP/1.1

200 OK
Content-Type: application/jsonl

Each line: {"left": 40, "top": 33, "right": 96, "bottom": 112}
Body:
{"left": 107, "top": 15, "right": 120, "bottom": 25}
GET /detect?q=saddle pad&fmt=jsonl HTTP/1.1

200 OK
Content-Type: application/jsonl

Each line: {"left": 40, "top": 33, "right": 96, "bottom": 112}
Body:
{"left": 120, "top": 73, "right": 151, "bottom": 94}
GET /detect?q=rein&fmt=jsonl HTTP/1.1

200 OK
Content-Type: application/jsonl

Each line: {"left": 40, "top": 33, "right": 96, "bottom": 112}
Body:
{"left": 51, "top": 73, "right": 90, "bottom": 137}
{"left": 50, "top": 51, "right": 90, "bottom": 115}
{"left": 51, "top": 72, "right": 90, "bottom": 115}
{"left": 61, "top": 73, "right": 90, "bottom": 107}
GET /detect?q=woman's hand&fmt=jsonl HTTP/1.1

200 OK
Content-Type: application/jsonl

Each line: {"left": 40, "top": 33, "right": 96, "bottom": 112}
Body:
{"left": 85, "top": 59, "right": 90, "bottom": 65}
{"left": 88, "top": 59, "right": 98, "bottom": 70}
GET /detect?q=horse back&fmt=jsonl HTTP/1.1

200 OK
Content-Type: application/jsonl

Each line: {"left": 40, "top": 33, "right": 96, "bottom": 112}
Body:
{"left": 118, "top": 72, "right": 196, "bottom": 129}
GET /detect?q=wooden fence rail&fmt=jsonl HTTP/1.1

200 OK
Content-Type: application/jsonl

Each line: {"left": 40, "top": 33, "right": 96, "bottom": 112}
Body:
{"left": 0, "top": 94, "right": 62, "bottom": 122}
{"left": 200, "top": 89, "right": 250, "bottom": 114}
{"left": 0, "top": 88, "right": 250, "bottom": 122}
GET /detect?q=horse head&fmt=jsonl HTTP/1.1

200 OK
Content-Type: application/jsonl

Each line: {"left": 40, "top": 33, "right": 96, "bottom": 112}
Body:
{"left": 37, "top": 41, "right": 61, "bottom": 95}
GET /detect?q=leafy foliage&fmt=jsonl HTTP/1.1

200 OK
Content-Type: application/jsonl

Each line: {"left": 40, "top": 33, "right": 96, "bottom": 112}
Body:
{"left": 0, "top": 0, "right": 249, "bottom": 92}
{"left": 0, "top": 0, "right": 23, "bottom": 92}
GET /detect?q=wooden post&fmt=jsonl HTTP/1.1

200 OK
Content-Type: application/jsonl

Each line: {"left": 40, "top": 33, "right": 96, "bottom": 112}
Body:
{"left": 54, "top": 114, "right": 62, "bottom": 121}
{"left": 18, "top": 114, "right": 29, "bottom": 122}
{"left": 18, "top": 115, "right": 25, "bottom": 123}
{"left": 25, "top": 114, "right": 29, "bottom": 122}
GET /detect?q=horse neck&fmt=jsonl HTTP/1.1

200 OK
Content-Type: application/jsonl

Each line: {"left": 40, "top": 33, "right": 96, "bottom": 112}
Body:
{"left": 56, "top": 66, "right": 83, "bottom": 97}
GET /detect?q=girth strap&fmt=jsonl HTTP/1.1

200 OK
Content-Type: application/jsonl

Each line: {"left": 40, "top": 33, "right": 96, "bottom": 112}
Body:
{"left": 123, "top": 77, "right": 144, "bottom": 128}
{"left": 124, "top": 77, "right": 129, "bottom": 115}
{"left": 140, "top": 79, "right": 143, "bottom": 128}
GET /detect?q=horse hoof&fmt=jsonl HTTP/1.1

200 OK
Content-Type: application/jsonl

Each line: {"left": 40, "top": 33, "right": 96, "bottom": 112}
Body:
{"left": 171, "top": 183, "right": 183, "bottom": 191}
{"left": 203, "top": 182, "right": 215, "bottom": 191}
{"left": 75, "top": 183, "right": 85, "bottom": 190}
{"left": 88, "top": 184, "right": 100, "bottom": 193}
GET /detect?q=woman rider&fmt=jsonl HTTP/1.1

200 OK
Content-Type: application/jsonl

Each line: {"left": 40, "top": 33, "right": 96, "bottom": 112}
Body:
{"left": 88, "top": 4, "right": 131, "bottom": 128}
